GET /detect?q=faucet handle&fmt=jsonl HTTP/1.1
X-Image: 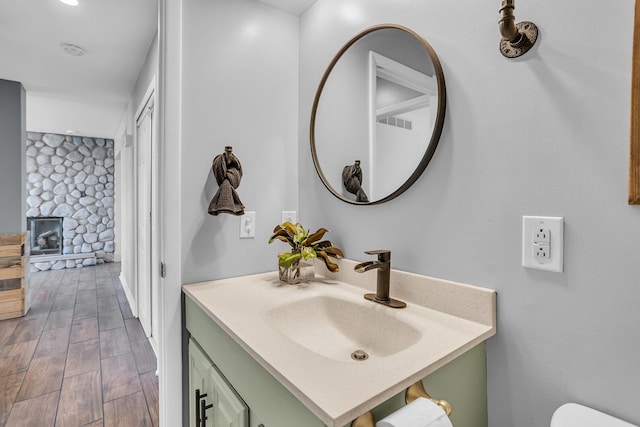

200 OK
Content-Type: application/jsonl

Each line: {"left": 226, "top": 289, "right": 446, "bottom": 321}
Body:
{"left": 364, "top": 250, "right": 390, "bottom": 262}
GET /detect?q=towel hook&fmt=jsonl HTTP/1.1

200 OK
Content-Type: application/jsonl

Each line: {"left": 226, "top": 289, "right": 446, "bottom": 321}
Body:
{"left": 499, "top": 0, "right": 538, "bottom": 58}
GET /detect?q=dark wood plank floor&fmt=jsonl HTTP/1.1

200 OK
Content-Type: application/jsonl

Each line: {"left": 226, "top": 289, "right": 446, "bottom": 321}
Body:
{"left": 0, "top": 263, "right": 158, "bottom": 427}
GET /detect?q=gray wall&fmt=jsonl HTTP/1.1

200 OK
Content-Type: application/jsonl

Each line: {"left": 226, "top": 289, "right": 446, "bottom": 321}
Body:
{"left": 0, "top": 79, "right": 26, "bottom": 234}
{"left": 299, "top": 1, "right": 640, "bottom": 426}
{"left": 163, "top": 6, "right": 299, "bottom": 420}
{"left": 179, "top": 0, "right": 299, "bottom": 283}
{"left": 162, "top": 0, "right": 640, "bottom": 425}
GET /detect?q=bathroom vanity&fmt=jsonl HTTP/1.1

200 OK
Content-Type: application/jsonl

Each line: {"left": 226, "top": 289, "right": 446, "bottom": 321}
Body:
{"left": 182, "top": 260, "right": 496, "bottom": 427}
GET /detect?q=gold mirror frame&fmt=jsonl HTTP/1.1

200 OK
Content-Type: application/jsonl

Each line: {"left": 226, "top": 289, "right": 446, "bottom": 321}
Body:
{"left": 310, "top": 24, "right": 447, "bottom": 205}
{"left": 630, "top": 0, "right": 640, "bottom": 204}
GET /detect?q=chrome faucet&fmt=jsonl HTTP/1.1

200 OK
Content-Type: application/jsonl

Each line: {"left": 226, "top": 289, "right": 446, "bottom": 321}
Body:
{"left": 354, "top": 250, "right": 406, "bottom": 309}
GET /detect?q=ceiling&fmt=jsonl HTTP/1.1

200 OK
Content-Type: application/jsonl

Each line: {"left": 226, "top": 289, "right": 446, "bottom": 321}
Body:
{"left": 258, "top": 0, "right": 317, "bottom": 16}
{"left": 0, "top": 0, "right": 158, "bottom": 138}
{"left": 0, "top": 0, "right": 314, "bottom": 138}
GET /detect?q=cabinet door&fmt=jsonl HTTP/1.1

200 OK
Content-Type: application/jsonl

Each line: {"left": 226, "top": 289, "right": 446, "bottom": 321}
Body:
{"left": 207, "top": 364, "right": 248, "bottom": 427}
{"left": 190, "top": 338, "right": 248, "bottom": 427}
{"left": 189, "top": 340, "right": 213, "bottom": 427}
{"left": 249, "top": 411, "right": 265, "bottom": 427}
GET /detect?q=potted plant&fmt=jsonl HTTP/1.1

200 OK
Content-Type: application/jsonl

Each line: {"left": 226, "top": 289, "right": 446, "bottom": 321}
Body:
{"left": 268, "top": 222, "right": 344, "bottom": 284}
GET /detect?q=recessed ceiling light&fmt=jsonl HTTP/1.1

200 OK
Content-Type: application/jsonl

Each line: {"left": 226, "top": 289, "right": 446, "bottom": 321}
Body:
{"left": 60, "top": 43, "right": 86, "bottom": 57}
{"left": 59, "top": 0, "right": 79, "bottom": 5}
{"left": 66, "top": 130, "right": 77, "bottom": 134}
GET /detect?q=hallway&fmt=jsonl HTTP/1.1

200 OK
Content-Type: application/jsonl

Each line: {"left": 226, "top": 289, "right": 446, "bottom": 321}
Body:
{"left": 0, "top": 263, "right": 158, "bottom": 426}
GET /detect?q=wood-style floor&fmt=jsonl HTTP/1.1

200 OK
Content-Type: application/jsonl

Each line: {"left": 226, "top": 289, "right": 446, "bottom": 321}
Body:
{"left": 0, "top": 263, "right": 158, "bottom": 427}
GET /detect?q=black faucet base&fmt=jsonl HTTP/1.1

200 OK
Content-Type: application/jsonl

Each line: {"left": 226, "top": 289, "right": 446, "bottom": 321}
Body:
{"left": 364, "top": 293, "right": 407, "bottom": 309}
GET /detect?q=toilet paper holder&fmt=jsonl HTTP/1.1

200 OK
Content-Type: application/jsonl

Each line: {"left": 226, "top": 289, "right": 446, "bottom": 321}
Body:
{"left": 351, "top": 410, "right": 375, "bottom": 427}
{"left": 351, "top": 381, "right": 452, "bottom": 427}
{"left": 405, "top": 380, "right": 452, "bottom": 416}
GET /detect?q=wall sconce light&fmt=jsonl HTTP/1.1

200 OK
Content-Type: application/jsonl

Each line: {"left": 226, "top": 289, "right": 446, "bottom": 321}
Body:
{"left": 499, "top": 0, "right": 538, "bottom": 58}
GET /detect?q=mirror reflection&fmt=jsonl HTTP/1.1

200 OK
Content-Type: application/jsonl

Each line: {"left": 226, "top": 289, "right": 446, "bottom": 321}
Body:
{"left": 311, "top": 25, "right": 446, "bottom": 204}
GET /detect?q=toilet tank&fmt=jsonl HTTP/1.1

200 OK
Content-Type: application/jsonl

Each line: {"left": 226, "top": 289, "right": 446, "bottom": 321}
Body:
{"left": 551, "top": 403, "right": 637, "bottom": 427}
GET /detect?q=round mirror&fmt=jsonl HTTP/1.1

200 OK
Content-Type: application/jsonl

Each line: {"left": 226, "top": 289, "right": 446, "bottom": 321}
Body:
{"left": 311, "top": 24, "right": 446, "bottom": 205}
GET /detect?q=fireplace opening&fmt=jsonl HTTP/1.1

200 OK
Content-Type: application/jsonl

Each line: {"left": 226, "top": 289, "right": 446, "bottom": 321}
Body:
{"left": 27, "top": 217, "right": 63, "bottom": 256}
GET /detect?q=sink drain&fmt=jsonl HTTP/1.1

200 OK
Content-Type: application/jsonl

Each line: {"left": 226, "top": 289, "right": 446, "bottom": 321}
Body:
{"left": 351, "top": 350, "right": 369, "bottom": 361}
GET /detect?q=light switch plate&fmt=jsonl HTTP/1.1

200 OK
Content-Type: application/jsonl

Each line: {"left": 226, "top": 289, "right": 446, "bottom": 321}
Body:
{"left": 522, "top": 216, "right": 564, "bottom": 272}
{"left": 240, "top": 212, "right": 256, "bottom": 239}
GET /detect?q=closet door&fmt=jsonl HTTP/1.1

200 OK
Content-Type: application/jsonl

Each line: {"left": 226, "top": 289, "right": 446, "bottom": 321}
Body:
{"left": 135, "top": 95, "right": 154, "bottom": 338}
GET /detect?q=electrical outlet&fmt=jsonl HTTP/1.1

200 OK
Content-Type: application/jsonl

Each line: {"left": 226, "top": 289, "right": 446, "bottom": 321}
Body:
{"left": 534, "top": 243, "right": 550, "bottom": 263}
{"left": 522, "top": 216, "right": 564, "bottom": 272}
{"left": 240, "top": 212, "right": 256, "bottom": 239}
{"left": 281, "top": 211, "right": 297, "bottom": 224}
{"left": 533, "top": 227, "right": 550, "bottom": 244}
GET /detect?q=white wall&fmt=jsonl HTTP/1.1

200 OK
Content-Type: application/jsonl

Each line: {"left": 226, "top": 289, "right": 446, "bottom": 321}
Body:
{"left": 113, "top": 145, "right": 122, "bottom": 262}
{"left": 116, "top": 136, "right": 136, "bottom": 300}
{"left": 132, "top": 34, "right": 160, "bottom": 119}
{"left": 26, "top": 93, "right": 124, "bottom": 139}
{"left": 299, "top": 1, "right": 640, "bottom": 426}
{"left": 117, "top": 33, "right": 159, "bottom": 304}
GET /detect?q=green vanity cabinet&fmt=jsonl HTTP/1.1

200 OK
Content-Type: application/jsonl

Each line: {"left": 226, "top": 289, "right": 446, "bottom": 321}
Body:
{"left": 184, "top": 293, "right": 488, "bottom": 427}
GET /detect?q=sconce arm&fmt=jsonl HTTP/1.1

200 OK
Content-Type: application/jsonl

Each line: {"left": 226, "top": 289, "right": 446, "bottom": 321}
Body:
{"left": 498, "top": 0, "right": 538, "bottom": 58}
{"left": 499, "top": 0, "right": 523, "bottom": 44}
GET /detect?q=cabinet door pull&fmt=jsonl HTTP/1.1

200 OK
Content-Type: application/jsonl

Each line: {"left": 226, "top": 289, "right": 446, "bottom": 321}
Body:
{"left": 195, "top": 389, "right": 208, "bottom": 426}
{"left": 200, "top": 399, "right": 214, "bottom": 427}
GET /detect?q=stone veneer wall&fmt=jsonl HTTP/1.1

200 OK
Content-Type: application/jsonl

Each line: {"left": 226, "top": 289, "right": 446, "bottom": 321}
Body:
{"left": 25, "top": 132, "right": 115, "bottom": 270}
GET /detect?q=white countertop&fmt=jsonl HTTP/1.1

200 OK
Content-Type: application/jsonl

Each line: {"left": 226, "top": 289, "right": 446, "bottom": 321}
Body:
{"left": 182, "top": 259, "right": 496, "bottom": 427}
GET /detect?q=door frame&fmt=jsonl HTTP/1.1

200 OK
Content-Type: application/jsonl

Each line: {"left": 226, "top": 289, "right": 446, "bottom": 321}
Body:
{"left": 158, "top": 0, "right": 183, "bottom": 424}
{"left": 134, "top": 77, "right": 160, "bottom": 353}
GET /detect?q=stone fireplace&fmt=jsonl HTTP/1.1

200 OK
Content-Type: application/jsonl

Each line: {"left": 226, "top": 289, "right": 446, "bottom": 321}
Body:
{"left": 25, "top": 132, "right": 115, "bottom": 271}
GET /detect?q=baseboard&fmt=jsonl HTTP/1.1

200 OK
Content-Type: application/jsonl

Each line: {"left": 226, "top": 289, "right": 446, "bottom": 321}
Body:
{"left": 149, "top": 335, "right": 159, "bottom": 357}
{"left": 118, "top": 272, "right": 138, "bottom": 317}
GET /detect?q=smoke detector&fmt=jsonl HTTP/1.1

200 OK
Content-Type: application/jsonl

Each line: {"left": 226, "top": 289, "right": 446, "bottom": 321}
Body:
{"left": 60, "top": 43, "right": 86, "bottom": 57}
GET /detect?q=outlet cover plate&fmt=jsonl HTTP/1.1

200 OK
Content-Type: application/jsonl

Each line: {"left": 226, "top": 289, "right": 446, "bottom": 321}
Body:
{"left": 281, "top": 211, "right": 297, "bottom": 224}
{"left": 522, "top": 216, "right": 564, "bottom": 272}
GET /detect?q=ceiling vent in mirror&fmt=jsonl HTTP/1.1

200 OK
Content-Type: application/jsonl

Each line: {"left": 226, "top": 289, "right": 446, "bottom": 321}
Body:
{"left": 60, "top": 43, "right": 85, "bottom": 57}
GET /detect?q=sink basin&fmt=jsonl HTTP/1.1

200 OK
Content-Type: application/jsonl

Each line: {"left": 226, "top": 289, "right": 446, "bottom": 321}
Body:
{"left": 265, "top": 294, "right": 422, "bottom": 361}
